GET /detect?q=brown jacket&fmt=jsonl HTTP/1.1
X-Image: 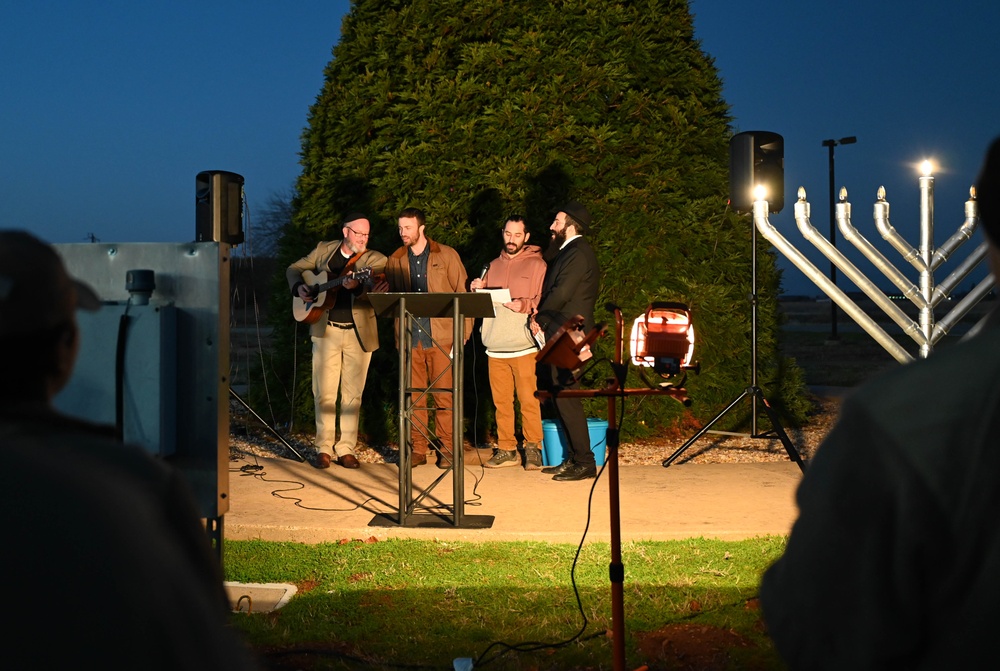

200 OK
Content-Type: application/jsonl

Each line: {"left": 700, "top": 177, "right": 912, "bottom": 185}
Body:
{"left": 286, "top": 241, "right": 387, "bottom": 351}
{"left": 384, "top": 238, "right": 473, "bottom": 350}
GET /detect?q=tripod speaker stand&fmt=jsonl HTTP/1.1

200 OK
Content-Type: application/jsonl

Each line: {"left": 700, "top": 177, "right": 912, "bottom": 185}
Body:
{"left": 662, "top": 200, "right": 805, "bottom": 471}
{"left": 229, "top": 387, "right": 307, "bottom": 462}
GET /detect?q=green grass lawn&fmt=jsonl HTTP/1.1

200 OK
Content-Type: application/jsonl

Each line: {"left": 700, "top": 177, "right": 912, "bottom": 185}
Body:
{"left": 225, "top": 537, "right": 788, "bottom": 670}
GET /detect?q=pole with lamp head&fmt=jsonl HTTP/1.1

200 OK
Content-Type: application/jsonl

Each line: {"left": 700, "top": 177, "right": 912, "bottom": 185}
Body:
{"left": 821, "top": 136, "right": 856, "bottom": 340}
{"left": 534, "top": 307, "right": 696, "bottom": 671}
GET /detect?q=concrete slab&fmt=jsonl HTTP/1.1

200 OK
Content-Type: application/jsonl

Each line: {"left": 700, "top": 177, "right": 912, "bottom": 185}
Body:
{"left": 223, "top": 456, "right": 803, "bottom": 545}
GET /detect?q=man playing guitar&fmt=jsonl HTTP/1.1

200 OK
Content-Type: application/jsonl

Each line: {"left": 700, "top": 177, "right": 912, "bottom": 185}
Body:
{"left": 286, "top": 212, "right": 388, "bottom": 470}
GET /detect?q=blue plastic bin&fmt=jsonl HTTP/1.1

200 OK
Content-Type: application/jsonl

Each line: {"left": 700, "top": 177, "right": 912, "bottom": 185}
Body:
{"left": 541, "top": 418, "right": 609, "bottom": 467}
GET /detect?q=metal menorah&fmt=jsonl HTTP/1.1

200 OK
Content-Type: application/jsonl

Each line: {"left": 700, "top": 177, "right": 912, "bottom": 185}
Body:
{"left": 754, "top": 169, "right": 993, "bottom": 361}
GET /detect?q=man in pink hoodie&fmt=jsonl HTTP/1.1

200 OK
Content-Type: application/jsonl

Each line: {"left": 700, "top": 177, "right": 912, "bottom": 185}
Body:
{"left": 470, "top": 216, "right": 547, "bottom": 469}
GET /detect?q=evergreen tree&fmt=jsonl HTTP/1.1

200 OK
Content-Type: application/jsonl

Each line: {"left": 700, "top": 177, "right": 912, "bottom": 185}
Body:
{"left": 267, "top": 0, "right": 809, "bottom": 445}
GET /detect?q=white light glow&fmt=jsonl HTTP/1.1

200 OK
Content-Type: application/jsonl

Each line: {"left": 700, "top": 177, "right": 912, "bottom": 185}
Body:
{"left": 753, "top": 184, "right": 767, "bottom": 201}
{"left": 920, "top": 160, "right": 934, "bottom": 176}
{"left": 630, "top": 310, "right": 694, "bottom": 372}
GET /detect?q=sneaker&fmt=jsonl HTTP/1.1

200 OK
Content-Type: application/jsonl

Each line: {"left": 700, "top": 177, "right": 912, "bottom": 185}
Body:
{"left": 523, "top": 445, "right": 543, "bottom": 471}
{"left": 484, "top": 449, "right": 519, "bottom": 469}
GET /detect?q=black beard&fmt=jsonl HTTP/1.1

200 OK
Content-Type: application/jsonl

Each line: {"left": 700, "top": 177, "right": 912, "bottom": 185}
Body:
{"left": 544, "top": 229, "right": 566, "bottom": 261}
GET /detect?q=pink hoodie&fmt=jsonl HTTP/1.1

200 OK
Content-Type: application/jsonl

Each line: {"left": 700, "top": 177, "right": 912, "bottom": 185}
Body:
{"left": 482, "top": 244, "right": 546, "bottom": 313}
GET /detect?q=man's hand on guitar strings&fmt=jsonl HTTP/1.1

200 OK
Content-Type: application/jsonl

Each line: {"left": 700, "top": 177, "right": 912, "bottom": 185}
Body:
{"left": 297, "top": 283, "right": 316, "bottom": 300}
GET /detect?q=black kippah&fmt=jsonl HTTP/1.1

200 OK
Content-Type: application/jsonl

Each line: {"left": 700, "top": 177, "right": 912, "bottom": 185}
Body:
{"left": 341, "top": 211, "right": 368, "bottom": 225}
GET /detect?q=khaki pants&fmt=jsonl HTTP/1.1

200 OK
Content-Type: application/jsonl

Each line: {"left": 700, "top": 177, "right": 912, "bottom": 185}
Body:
{"left": 312, "top": 323, "right": 373, "bottom": 458}
{"left": 409, "top": 343, "right": 454, "bottom": 456}
{"left": 488, "top": 353, "right": 543, "bottom": 451}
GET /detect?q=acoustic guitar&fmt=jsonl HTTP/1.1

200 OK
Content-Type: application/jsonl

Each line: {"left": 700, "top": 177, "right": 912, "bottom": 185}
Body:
{"left": 292, "top": 267, "right": 373, "bottom": 324}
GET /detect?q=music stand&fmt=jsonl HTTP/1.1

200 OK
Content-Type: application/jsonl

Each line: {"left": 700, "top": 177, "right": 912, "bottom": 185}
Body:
{"left": 367, "top": 292, "right": 495, "bottom": 529}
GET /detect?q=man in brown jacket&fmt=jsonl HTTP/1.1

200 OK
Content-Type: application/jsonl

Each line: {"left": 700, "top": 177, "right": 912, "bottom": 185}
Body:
{"left": 287, "top": 213, "right": 387, "bottom": 469}
{"left": 384, "top": 207, "right": 472, "bottom": 468}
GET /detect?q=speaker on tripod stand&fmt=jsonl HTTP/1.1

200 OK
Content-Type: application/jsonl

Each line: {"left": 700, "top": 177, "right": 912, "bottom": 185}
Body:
{"left": 662, "top": 131, "right": 804, "bottom": 471}
{"left": 195, "top": 170, "right": 307, "bottom": 462}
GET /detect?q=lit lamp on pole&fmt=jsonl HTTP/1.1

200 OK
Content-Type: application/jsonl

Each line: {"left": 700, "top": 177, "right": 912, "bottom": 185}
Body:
{"left": 536, "top": 305, "right": 696, "bottom": 671}
{"left": 821, "top": 135, "right": 856, "bottom": 340}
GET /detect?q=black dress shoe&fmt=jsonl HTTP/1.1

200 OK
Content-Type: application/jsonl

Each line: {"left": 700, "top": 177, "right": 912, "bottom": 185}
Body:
{"left": 541, "top": 459, "right": 573, "bottom": 475}
{"left": 338, "top": 454, "right": 360, "bottom": 469}
{"left": 552, "top": 462, "right": 597, "bottom": 481}
{"left": 315, "top": 453, "right": 332, "bottom": 469}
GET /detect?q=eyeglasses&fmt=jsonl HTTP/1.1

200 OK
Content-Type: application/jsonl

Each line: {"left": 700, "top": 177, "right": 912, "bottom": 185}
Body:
{"left": 346, "top": 227, "right": 370, "bottom": 238}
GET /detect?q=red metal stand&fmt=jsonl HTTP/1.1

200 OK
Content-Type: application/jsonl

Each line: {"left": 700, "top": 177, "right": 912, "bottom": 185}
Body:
{"left": 537, "top": 308, "right": 690, "bottom": 671}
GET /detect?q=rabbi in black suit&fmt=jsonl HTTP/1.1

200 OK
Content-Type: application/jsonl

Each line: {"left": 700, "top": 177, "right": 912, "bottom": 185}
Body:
{"left": 531, "top": 201, "right": 600, "bottom": 481}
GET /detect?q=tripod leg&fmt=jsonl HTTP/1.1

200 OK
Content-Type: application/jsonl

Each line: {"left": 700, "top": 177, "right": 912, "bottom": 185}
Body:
{"left": 662, "top": 389, "right": 751, "bottom": 468}
{"left": 752, "top": 387, "right": 805, "bottom": 472}
{"left": 229, "top": 387, "right": 307, "bottom": 462}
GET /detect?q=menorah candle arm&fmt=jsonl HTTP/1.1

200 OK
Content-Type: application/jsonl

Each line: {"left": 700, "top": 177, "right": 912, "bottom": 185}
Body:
{"left": 874, "top": 189, "right": 928, "bottom": 272}
{"left": 836, "top": 197, "right": 926, "bottom": 308}
{"left": 795, "top": 195, "right": 921, "bottom": 341}
{"left": 931, "top": 188, "right": 979, "bottom": 268}
{"left": 755, "top": 199, "right": 915, "bottom": 364}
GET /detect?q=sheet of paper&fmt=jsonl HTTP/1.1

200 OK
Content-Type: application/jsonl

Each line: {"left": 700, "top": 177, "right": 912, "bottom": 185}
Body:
{"left": 475, "top": 288, "right": 511, "bottom": 304}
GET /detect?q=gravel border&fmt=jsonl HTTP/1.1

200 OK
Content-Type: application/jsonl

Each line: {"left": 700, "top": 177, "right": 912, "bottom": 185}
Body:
{"left": 229, "top": 394, "right": 842, "bottom": 467}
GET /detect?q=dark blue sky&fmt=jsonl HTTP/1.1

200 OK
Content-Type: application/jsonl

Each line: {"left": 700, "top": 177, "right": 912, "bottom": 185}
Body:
{"left": 692, "top": 1, "right": 1000, "bottom": 294}
{"left": 4, "top": 1, "right": 998, "bottom": 295}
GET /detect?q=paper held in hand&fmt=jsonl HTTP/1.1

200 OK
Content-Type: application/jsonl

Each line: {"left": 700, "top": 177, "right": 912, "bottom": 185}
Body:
{"left": 475, "top": 287, "right": 511, "bottom": 304}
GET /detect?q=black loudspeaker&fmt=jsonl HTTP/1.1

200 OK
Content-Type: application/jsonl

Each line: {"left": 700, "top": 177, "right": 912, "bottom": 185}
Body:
{"left": 729, "top": 131, "right": 784, "bottom": 214}
{"left": 195, "top": 171, "right": 245, "bottom": 244}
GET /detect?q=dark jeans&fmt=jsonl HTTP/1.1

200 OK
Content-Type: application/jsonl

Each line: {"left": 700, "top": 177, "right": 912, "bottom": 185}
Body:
{"left": 537, "top": 363, "right": 595, "bottom": 467}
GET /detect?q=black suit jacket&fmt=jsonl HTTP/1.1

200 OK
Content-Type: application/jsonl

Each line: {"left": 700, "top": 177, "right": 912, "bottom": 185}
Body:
{"left": 535, "top": 236, "right": 600, "bottom": 338}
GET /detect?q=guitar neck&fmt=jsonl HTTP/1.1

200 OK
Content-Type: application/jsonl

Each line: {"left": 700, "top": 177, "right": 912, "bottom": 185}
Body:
{"left": 314, "top": 275, "right": 351, "bottom": 293}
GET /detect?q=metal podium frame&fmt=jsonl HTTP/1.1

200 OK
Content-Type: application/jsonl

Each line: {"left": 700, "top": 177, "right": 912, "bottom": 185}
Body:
{"left": 367, "top": 292, "right": 495, "bottom": 529}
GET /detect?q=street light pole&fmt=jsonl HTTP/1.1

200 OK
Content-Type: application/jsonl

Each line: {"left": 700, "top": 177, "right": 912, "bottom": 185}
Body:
{"left": 821, "top": 136, "right": 856, "bottom": 340}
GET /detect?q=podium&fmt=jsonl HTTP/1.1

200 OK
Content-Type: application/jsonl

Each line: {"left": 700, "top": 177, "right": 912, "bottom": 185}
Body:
{"left": 367, "top": 292, "right": 495, "bottom": 528}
